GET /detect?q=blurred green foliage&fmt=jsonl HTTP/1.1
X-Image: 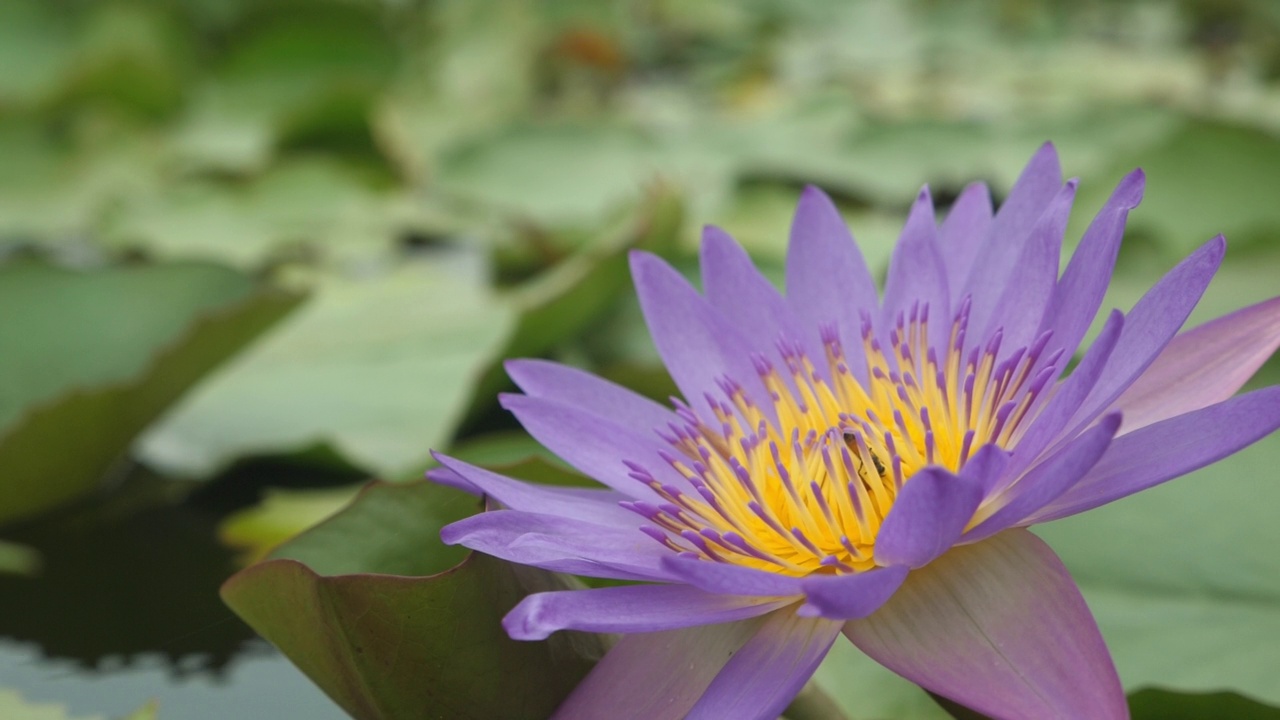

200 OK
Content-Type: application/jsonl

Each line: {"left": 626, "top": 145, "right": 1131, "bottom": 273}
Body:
{"left": 3, "top": 0, "right": 1280, "bottom": 718}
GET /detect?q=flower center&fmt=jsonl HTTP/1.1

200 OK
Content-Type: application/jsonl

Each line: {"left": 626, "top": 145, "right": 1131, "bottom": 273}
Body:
{"left": 624, "top": 298, "right": 1061, "bottom": 577}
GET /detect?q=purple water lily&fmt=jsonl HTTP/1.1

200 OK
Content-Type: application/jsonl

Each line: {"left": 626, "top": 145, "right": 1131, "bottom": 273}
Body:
{"left": 429, "top": 144, "right": 1280, "bottom": 720}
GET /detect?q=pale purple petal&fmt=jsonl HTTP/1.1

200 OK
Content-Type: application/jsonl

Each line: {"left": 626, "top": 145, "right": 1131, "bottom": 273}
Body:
{"left": 844, "top": 528, "right": 1126, "bottom": 720}
{"left": 881, "top": 187, "right": 949, "bottom": 346}
{"left": 552, "top": 618, "right": 766, "bottom": 720}
{"left": 431, "top": 452, "right": 638, "bottom": 526}
{"left": 874, "top": 467, "right": 983, "bottom": 568}
{"left": 1064, "top": 236, "right": 1226, "bottom": 436}
{"left": 440, "top": 510, "right": 670, "bottom": 582}
{"left": 1109, "top": 295, "right": 1280, "bottom": 434}
{"left": 1002, "top": 310, "right": 1124, "bottom": 479}
{"left": 963, "top": 442, "right": 1013, "bottom": 497}
{"left": 1037, "top": 169, "right": 1145, "bottom": 359}
{"left": 506, "top": 358, "right": 676, "bottom": 433}
{"left": 661, "top": 554, "right": 804, "bottom": 597}
{"left": 1030, "top": 386, "right": 1280, "bottom": 523}
{"left": 500, "top": 394, "right": 688, "bottom": 500}
{"left": 785, "top": 185, "right": 878, "bottom": 385}
{"left": 701, "top": 226, "right": 815, "bottom": 366}
{"left": 505, "top": 584, "right": 790, "bottom": 640}
{"left": 962, "top": 143, "right": 1063, "bottom": 338}
{"left": 631, "top": 251, "right": 773, "bottom": 421}
{"left": 963, "top": 414, "right": 1120, "bottom": 543}
{"left": 796, "top": 565, "right": 909, "bottom": 620}
{"left": 982, "top": 179, "right": 1075, "bottom": 351}
{"left": 938, "top": 181, "right": 993, "bottom": 296}
{"left": 685, "top": 611, "right": 843, "bottom": 720}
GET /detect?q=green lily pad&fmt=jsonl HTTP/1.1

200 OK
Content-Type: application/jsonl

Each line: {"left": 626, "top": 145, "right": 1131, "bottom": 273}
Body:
{"left": 0, "top": 262, "right": 301, "bottom": 524}
{"left": 217, "top": 485, "right": 362, "bottom": 564}
{"left": 221, "top": 480, "right": 604, "bottom": 720}
{"left": 140, "top": 261, "right": 516, "bottom": 479}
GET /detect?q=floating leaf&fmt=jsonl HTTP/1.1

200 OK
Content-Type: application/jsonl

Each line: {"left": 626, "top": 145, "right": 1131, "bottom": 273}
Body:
{"left": 0, "top": 262, "right": 301, "bottom": 524}
{"left": 222, "top": 480, "right": 603, "bottom": 720}
{"left": 142, "top": 260, "right": 516, "bottom": 478}
{"left": 217, "top": 485, "right": 362, "bottom": 564}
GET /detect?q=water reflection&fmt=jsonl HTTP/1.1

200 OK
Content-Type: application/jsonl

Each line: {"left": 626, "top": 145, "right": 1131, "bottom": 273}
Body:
{"left": 0, "top": 463, "right": 356, "bottom": 717}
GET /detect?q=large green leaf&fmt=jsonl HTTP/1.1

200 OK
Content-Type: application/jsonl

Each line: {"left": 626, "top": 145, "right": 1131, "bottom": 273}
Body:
{"left": 141, "top": 261, "right": 516, "bottom": 478}
{"left": 222, "top": 480, "right": 604, "bottom": 720}
{"left": 0, "top": 262, "right": 301, "bottom": 524}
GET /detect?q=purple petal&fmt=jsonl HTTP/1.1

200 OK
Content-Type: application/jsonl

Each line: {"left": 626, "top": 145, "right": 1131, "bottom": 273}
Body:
{"left": 500, "top": 394, "right": 688, "bottom": 501}
{"left": 1038, "top": 169, "right": 1145, "bottom": 359}
{"left": 873, "top": 467, "right": 983, "bottom": 568}
{"left": 551, "top": 617, "right": 766, "bottom": 720}
{"left": 440, "top": 510, "right": 670, "bottom": 582}
{"left": 961, "top": 442, "right": 1013, "bottom": 499}
{"left": 701, "top": 226, "right": 815, "bottom": 365}
{"left": 963, "top": 414, "right": 1120, "bottom": 543}
{"left": 1002, "top": 310, "right": 1124, "bottom": 479}
{"left": 685, "top": 611, "right": 843, "bottom": 720}
{"left": 1030, "top": 386, "right": 1280, "bottom": 523}
{"left": 631, "top": 251, "right": 773, "bottom": 421}
{"left": 506, "top": 359, "right": 676, "bottom": 433}
{"left": 505, "top": 584, "right": 790, "bottom": 640}
{"left": 431, "top": 453, "right": 638, "bottom": 525}
{"left": 962, "top": 143, "right": 1063, "bottom": 339}
{"left": 982, "top": 179, "right": 1076, "bottom": 351}
{"left": 661, "top": 554, "right": 804, "bottom": 597}
{"left": 1110, "top": 295, "right": 1280, "bottom": 434}
{"left": 881, "top": 186, "right": 949, "bottom": 346}
{"left": 785, "top": 185, "right": 878, "bottom": 384}
{"left": 938, "top": 181, "right": 993, "bottom": 297}
{"left": 797, "top": 565, "right": 909, "bottom": 620}
{"left": 1064, "top": 236, "right": 1226, "bottom": 436}
{"left": 844, "top": 528, "right": 1126, "bottom": 720}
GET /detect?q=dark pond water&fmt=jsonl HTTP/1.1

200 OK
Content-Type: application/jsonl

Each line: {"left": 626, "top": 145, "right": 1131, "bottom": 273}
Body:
{"left": 0, "top": 465, "right": 352, "bottom": 718}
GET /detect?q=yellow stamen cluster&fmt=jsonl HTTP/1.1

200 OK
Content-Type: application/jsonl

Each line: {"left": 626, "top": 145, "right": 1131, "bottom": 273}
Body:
{"left": 628, "top": 301, "right": 1058, "bottom": 577}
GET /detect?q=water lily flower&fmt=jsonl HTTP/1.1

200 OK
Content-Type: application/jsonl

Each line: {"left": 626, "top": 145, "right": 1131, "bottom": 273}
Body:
{"left": 429, "top": 144, "right": 1280, "bottom": 720}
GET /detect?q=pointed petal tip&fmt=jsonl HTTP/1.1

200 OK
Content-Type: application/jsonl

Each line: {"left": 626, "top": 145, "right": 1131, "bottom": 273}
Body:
{"left": 503, "top": 595, "right": 553, "bottom": 640}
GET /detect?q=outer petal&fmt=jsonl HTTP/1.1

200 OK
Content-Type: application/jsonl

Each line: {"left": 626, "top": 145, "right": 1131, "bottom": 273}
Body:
{"left": 963, "top": 414, "right": 1120, "bottom": 543}
{"left": 552, "top": 616, "right": 767, "bottom": 720}
{"left": 844, "top": 528, "right": 1126, "bottom": 720}
{"left": 1038, "top": 169, "right": 1145, "bottom": 360}
{"left": 786, "top": 185, "right": 880, "bottom": 385}
{"left": 962, "top": 143, "right": 1062, "bottom": 339}
{"left": 881, "top": 186, "right": 949, "bottom": 349}
{"left": 431, "top": 453, "right": 638, "bottom": 526}
{"left": 506, "top": 358, "right": 676, "bottom": 433}
{"left": 631, "top": 251, "right": 773, "bottom": 421}
{"left": 1109, "top": 295, "right": 1280, "bottom": 434}
{"left": 701, "top": 226, "right": 816, "bottom": 366}
{"left": 686, "top": 610, "right": 843, "bottom": 720}
{"left": 873, "top": 467, "right": 983, "bottom": 569}
{"left": 500, "top": 394, "right": 688, "bottom": 500}
{"left": 938, "top": 181, "right": 993, "bottom": 295}
{"left": 661, "top": 554, "right": 804, "bottom": 597}
{"left": 505, "top": 583, "right": 790, "bottom": 640}
{"left": 1030, "top": 386, "right": 1280, "bottom": 523}
{"left": 983, "top": 179, "right": 1075, "bottom": 352}
{"left": 440, "top": 510, "right": 669, "bottom": 582}
{"left": 1006, "top": 310, "right": 1124, "bottom": 476}
{"left": 797, "top": 565, "right": 909, "bottom": 620}
{"left": 1065, "top": 236, "right": 1225, "bottom": 435}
